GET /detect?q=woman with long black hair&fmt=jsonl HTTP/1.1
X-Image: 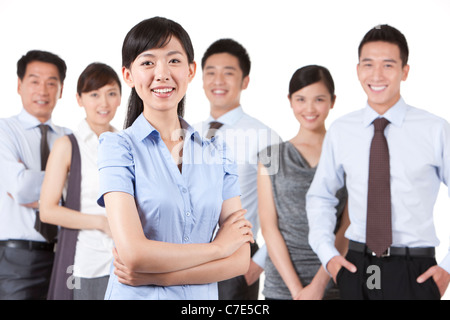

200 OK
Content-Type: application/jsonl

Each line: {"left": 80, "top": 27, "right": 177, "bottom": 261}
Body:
{"left": 97, "top": 17, "right": 253, "bottom": 300}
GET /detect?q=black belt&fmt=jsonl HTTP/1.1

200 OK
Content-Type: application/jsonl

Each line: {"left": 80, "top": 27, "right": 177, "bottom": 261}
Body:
{"left": 348, "top": 240, "right": 435, "bottom": 258}
{"left": 0, "top": 239, "right": 55, "bottom": 252}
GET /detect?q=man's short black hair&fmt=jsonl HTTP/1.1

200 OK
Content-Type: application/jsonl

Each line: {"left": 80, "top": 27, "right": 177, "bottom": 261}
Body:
{"left": 358, "top": 25, "right": 409, "bottom": 66}
{"left": 17, "top": 50, "right": 67, "bottom": 83}
{"left": 201, "top": 38, "right": 251, "bottom": 78}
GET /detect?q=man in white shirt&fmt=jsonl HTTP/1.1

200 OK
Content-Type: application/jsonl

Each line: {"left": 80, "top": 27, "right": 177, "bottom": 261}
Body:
{"left": 200, "top": 39, "right": 280, "bottom": 299}
{"left": 306, "top": 25, "right": 450, "bottom": 299}
{"left": 0, "top": 50, "right": 70, "bottom": 299}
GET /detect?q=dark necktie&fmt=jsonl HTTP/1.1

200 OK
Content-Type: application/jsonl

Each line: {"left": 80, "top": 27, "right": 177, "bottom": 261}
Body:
{"left": 206, "top": 121, "right": 223, "bottom": 139}
{"left": 35, "top": 124, "right": 58, "bottom": 243}
{"left": 366, "top": 117, "right": 392, "bottom": 257}
{"left": 39, "top": 124, "right": 50, "bottom": 170}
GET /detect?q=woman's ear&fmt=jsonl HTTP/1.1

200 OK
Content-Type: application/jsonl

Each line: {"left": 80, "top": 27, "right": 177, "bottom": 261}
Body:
{"left": 76, "top": 93, "right": 83, "bottom": 107}
{"left": 288, "top": 94, "right": 293, "bottom": 109}
{"left": 188, "top": 61, "right": 197, "bottom": 83}
{"left": 122, "top": 66, "right": 135, "bottom": 88}
{"left": 331, "top": 95, "right": 337, "bottom": 109}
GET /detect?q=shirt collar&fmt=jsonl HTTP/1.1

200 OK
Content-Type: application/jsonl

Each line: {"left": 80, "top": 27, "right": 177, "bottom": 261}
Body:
{"left": 363, "top": 97, "right": 408, "bottom": 128}
{"left": 206, "top": 105, "right": 244, "bottom": 127}
{"left": 77, "top": 118, "right": 118, "bottom": 142}
{"left": 132, "top": 113, "right": 203, "bottom": 145}
{"left": 77, "top": 119, "right": 96, "bottom": 142}
{"left": 18, "top": 108, "right": 56, "bottom": 131}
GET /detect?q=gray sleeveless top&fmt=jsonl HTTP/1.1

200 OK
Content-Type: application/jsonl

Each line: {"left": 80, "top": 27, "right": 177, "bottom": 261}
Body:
{"left": 259, "top": 141, "right": 347, "bottom": 300}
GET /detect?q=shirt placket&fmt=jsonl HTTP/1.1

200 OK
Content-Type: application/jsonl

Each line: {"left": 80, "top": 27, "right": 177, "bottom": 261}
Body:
{"left": 180, "top": 184, "right": 193, "bottom": 243}
{"left": 157, "top": 137, "right": 193, "bottom": 244}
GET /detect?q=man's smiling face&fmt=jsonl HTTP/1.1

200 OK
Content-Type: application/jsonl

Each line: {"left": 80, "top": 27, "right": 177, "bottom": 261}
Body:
{"left": 18, "top": 60, "right": 63, "bottom": 122}
{"left": 202, "top": 53, "right": 249, "bottom": 117}
{"left": 357, "top": 41, "right": 409, "bottom": 114}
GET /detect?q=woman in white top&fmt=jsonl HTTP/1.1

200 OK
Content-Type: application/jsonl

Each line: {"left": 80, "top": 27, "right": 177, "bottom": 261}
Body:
{"left": 40, "top": 62, "right": 121, "bottom": 299}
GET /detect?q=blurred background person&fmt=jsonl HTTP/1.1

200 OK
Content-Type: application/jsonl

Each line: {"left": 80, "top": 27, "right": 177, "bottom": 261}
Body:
{"left": 0, "top": 50, "right": 69, "bottom": 300}
{"left": 40, "top": 62, "right": 121, "bottom": 300}
{"left": 258, "top": 66, "right": 348, "bottom": 300}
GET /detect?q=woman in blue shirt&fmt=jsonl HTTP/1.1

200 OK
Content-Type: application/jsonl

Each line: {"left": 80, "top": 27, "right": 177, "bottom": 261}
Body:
{"left": 97, "top": 17, "right": 253, "bottom": 300}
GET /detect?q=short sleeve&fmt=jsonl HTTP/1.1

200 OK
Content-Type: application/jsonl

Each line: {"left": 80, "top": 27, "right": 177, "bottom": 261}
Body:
{"left": 97, "top": 132, "right": 135, "bottom": 207}
{"left": 215, "top": 136, "right": 240, "bottom": 201}
{"left": 258, "top": 144, "right": 280, "bottom": 176}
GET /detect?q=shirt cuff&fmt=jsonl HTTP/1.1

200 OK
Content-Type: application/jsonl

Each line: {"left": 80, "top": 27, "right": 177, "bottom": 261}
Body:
{"left": 251, "top": 244, "right": 267, "bottom": 269}
{"left": 317, "top": 243, "right": 341, "bottom": 273}
{"left": 438, "top": 251, "right": 450, "bottom": 274}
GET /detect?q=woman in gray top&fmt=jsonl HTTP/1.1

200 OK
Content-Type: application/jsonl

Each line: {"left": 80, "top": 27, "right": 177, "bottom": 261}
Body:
{"left": 257, "top": 66, "right": 349, "bottom": 300}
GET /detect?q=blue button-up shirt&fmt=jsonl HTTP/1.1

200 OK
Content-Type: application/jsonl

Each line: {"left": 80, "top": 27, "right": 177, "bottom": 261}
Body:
{"left": 306, "top": 98, "right": 450, "bottom": 273}
{"left": 97, "top": 114, "right": 240, "bottom": 300}
{"left": 0, "top": 109, "right": 70, "bottom": 242}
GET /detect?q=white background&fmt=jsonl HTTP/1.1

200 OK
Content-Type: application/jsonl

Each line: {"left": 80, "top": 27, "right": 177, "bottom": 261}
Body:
{"left": 1, "top": 0, "right": 449, "bottom": 299}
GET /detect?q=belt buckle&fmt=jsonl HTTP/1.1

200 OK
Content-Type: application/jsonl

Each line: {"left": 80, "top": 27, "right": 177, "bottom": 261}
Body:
{"left": 372, "top": 247, "right": 390, "bottom": 258}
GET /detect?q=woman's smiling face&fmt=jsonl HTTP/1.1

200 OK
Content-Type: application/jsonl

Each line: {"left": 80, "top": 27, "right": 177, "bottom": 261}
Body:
{"left": 122, "top": 36, "right": 196, "bottom": 115}
{"left": 289, "top": 81, "right": 335, "bottom": 132}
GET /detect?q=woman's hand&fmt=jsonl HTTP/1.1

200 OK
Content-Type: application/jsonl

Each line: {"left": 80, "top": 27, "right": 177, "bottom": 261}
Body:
{"left": 213, "top": 209, "right": 254, "bottom": 258}
{"left": 293, "top": 283, "right": 325, "bottom": 300}
{"left": 97, "top": 215, "right": 112, "bottom": 238}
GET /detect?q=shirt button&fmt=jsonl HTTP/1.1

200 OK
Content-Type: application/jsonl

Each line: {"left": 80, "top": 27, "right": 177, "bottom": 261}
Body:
{"left": 182, "top": 188, "right": 187, "bottom": 193}
{"left": 184, "top": 236, "right": 189, "bottom": 242}
{"left": 186, "top": 212, "right": 191, "bottom": 217}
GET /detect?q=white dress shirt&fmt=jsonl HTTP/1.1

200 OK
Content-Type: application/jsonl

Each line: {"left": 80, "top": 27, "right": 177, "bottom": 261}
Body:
{"left": 0, "top": 109, "right": 70, "bottom": 242}
{"left": 72, "top": 119, "right": 114, "bottom": 278}
{"left": 306, "top": 98, "right": 450, "bottom": 273}
{"left": 198, "top": 106, "right": 281, "bottom": 268}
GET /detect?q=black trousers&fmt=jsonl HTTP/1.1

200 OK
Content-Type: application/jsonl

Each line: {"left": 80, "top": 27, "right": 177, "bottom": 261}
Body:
{"left": 337, "top": 249, "right": 441, "bottom": 300}
{"left": 218, "top": 242, "right": 260, "bottom": 300}
{"left": 0, "top": 246, "right": 54, "bottom": 300}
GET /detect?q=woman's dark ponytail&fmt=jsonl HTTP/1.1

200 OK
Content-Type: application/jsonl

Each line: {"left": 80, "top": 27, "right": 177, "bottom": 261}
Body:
{"left": 124, "top": 88, "right": 144, "bottom": 128}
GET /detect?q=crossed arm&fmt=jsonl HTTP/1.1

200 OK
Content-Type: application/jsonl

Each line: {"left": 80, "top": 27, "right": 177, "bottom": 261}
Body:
{"left": 0, "top": 131, "right": 42, "bottom": 208}
{"left": 105, "top": 193, "right": 253, "bottom": 286}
